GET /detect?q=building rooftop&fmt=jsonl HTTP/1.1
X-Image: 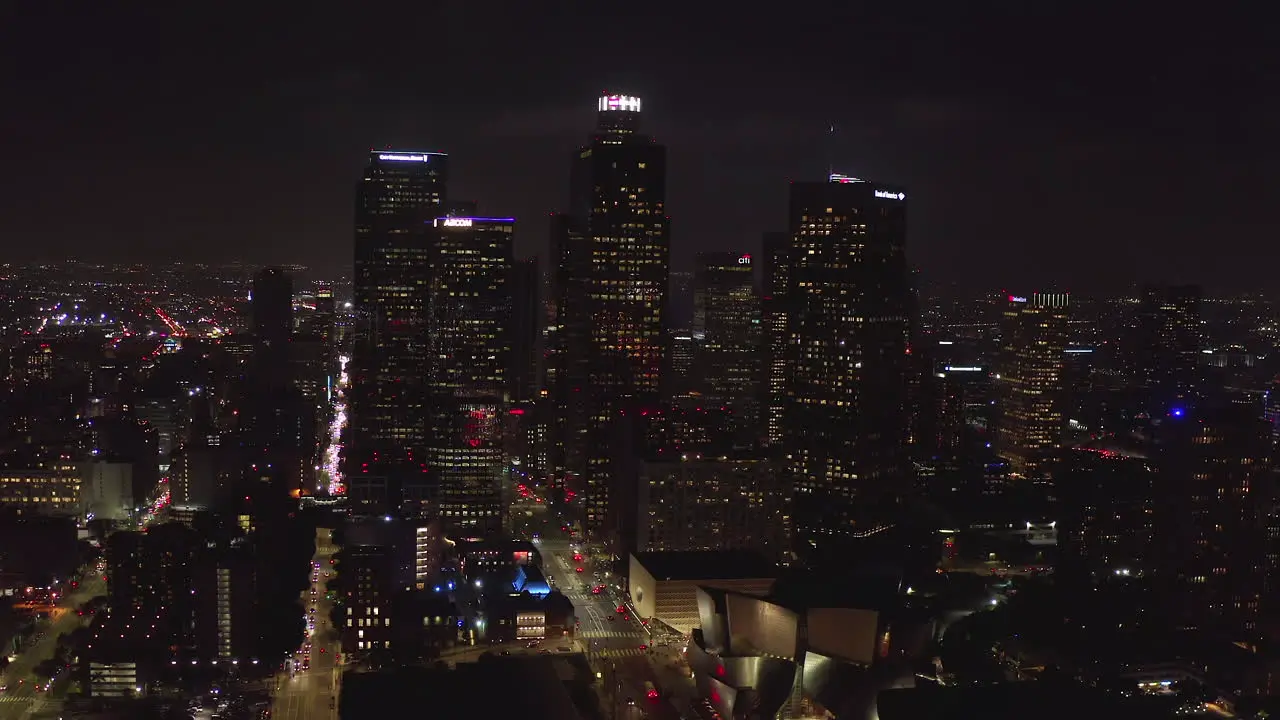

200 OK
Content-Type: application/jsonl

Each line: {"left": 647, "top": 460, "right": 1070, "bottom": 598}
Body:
{"left": 632, "top": 550, "right": 776, "bottom": 582}
{"left": 876, "top": 682, "right": 1171, "bottom": 720}
{"left": 339, "top": 655, "right": 597, "bottom": 720}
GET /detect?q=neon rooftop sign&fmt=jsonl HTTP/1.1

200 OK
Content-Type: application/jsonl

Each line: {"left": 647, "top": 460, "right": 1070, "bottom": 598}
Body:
{"left": 433, "top": 217, "right": 516, "bottom": 227}
{"left": 377, "top": 152, "right": 442, "bottom": 162}
{"left": 874, "top": 189, "right": 906, "bottom": 200}
{"left": 598, "top": 95, "right": 642, "bottom": 112}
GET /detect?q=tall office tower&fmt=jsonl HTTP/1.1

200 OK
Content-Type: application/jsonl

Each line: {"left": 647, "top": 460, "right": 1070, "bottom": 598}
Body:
{"left": 554, "top": 94, "right": 669, "bottom": 548}
{"left": 761, "top": 232, "right": 790, "bottom": 447}
{"left": 311, "top": 280, "right": 336, "bottom": 349}
{"left": 549, "top": 213, "right": 592, "bottom": 491}
{"left": 423, "top": 215, "right": 513, "bottom": 537}
{"left": 693, "top": 251, "right": 761, "bottom": 444}
{"left": 1156, "top": 406, "right": 1272, "bottom": 637}
{"left": 993, "top": 292, "right": 1070, "bottom": 479}
{"left": 783, "top": 175, "right": 912, "bottom": 560}
{"left": 666, "top": 330, "right": 699, "bottom": 407}
{"left": 509, "top": 256, "right": 542, "bottom": 403}
{"left": 1134, "top": 284, "right": 1203, "bottom": 412}
{"left": 251, "top": 267, "right": 294, "bottom": 346}
{"left": 347, "top": 150, "right": 448, "bottom": 513}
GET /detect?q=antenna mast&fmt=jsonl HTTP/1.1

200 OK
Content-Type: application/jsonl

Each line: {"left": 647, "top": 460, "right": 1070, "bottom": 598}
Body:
{"left": 826, "top": 122, "right": 836, "bottom": 177}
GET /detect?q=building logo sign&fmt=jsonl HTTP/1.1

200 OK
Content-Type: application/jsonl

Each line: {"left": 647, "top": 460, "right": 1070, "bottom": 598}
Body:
{"left": 378, "top": 153, "right": 432, "bottom": 162}
{"left": 1008, "top": 295, "right": 1027, "bottom": 303}
{"left": 738, "top": 255, "right": 751, "bottom": 265}
{"left": 598, "top": 95, "right": 642, "bottom": 113}
{"left": 442, "top": 218, "right": 473, "bottom": 227}
{"left": 874, "top": 189, "right": 906, "bottom": 201}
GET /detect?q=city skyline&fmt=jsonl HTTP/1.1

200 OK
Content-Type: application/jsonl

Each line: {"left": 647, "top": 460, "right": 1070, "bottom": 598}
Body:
{"left": 2, "top": 5, "right": 1277, "bottom": 293}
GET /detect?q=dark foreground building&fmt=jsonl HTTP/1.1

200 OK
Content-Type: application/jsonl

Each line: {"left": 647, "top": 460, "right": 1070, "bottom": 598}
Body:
{"left": 339, "top": 655, "right": 599, "bottom": 720}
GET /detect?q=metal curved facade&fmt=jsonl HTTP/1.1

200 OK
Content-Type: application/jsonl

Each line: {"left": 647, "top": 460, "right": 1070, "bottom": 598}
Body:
{"left": 689, "top": 586, "right": 915, "bottom": 720}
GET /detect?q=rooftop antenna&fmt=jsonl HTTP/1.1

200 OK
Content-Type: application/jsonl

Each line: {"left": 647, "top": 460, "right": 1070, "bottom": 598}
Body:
{"left": 826, "top": 122, "right": 836, "bottom": 177}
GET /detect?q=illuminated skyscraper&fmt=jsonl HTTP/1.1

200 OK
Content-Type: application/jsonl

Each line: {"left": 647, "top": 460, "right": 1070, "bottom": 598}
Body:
{"left": 552, "top": 94, "right": 669, "bottom": 549}
{"left": 993, "top": 292, "right": 1070, "bottom": 478}
{"left": 761, "top": 232, "right": 790, "bottom": 447}
{"left": 783, "top": 175, "right": 912, "bottom": 561}
{"left": 693, "top": 251, "right": 761, "bottom": 444}
{"left": 423, "top": 216, "right": 513, "bottom": 536}
{"left": 347, "top": 150, "right": 448, "bottom": 513}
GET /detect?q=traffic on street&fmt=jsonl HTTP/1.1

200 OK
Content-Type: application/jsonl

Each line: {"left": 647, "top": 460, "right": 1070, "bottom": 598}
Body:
{"left": 271, "top": 528, "right": 342, "bottom": 720}
{"left": 0, "top": 563, "right": 106, "bottom": 719}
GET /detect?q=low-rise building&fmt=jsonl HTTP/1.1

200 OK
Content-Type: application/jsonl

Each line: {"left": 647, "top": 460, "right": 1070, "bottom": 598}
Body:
{"left": 0, "top": 456, "right": 81, "bottom": 517}
{"left": 627, "top": 550, "right": 776, "bottom": 635}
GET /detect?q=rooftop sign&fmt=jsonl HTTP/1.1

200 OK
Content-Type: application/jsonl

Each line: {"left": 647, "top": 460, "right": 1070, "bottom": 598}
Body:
{"left": 378, "top": 153, "right": 439, "bottom": 162}
{"left": 874, "top": 189, "right": 906, "bottom": 201}
{"left": 598, "top": 95, "right": 642, "bottom": 112}
{"left": 432, "top": 217, "right": 516, "bottom": 228}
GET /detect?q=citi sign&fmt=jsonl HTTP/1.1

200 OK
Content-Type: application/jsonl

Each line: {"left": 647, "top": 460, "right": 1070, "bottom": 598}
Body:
{"left": 738, "top": 255, "right": 752, "bottom": 265}
{"left": 874, "top": 189, "right": 906, "bottom": 201}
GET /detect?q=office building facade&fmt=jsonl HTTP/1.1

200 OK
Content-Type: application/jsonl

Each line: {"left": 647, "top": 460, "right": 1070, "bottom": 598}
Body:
{"left": 994, "top": 292, "right": 1070, "bottom": 478}
{"left": 347, "top": 150, "right": 448, "bottom": 513}
{"left": 693, "top": 252, "right": 761, "bottom": 445}
{"left": 553, "top": 95, "right": 670, "bottom": 549}
{"left": 782, "top": 175, "right": 913, "bottom": 560}
{"left": 424, "top": 216, "right": 514, "bottom": 537}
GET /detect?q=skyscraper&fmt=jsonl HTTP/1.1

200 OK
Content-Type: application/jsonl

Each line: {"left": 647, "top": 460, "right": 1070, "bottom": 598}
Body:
{"left": 693, "top": 251, "right": 761, "bottom": 445}
{"left": 993, "top": 292, "right": 1070, "bottom": 478}
{"left": 509, "top": 256, "right": 542, "bottom": 404}
{"left": 251, "top": 267, "right": 293, "bottom": 347}
{"left": 549, "top": 213, "right": 592, "bottom": 492}
{"left": 783, "top": 174, "right": 912, "bottom": 561}
{"left": 1155, "top": 406, "right": 1272, "bottom": 637}
{"left": 424, "top": 215, "right": 513, "bottom": 537}
{"left": 1133, "top": 284, "right": 1203, "bottom": 413}
{"left": 347, "top": 150, "right": 448, "bottom": 513}
{"left": 761, "top": 232, "right": 790, "bottom": 447}
{"left": 553, "top": 94, "right": 669, "bottom": 549}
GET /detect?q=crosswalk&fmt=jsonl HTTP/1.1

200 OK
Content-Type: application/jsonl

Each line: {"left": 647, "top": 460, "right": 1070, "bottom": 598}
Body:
{"left": 592, "top": 647, "right": 649, "bottom": 659}
{"left": 579, "top": 629, "right": 645, "bottom": 639}
{"left": 0, "top": 695, "right": 36, "bottom": 704}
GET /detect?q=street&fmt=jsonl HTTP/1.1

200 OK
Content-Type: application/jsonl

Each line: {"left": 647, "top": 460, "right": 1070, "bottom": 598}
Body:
{"left": 270, "top": 528, "right": 342, "bottom": 720}
{"left": 534, "top": 536, "right": 686, "bottom": 720}
{"left": 0, "top": 572, "right": 106, "bottom": 720}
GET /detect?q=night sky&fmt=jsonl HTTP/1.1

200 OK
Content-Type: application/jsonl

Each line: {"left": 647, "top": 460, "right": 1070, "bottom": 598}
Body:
{"left": 2, "top": 4, "right": 1275, "bottom": 293}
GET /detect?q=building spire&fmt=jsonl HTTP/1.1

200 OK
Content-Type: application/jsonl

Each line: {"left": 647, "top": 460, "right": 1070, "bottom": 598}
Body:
{"left": 826, "top": 122, "right": 836, "bottom": 177}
